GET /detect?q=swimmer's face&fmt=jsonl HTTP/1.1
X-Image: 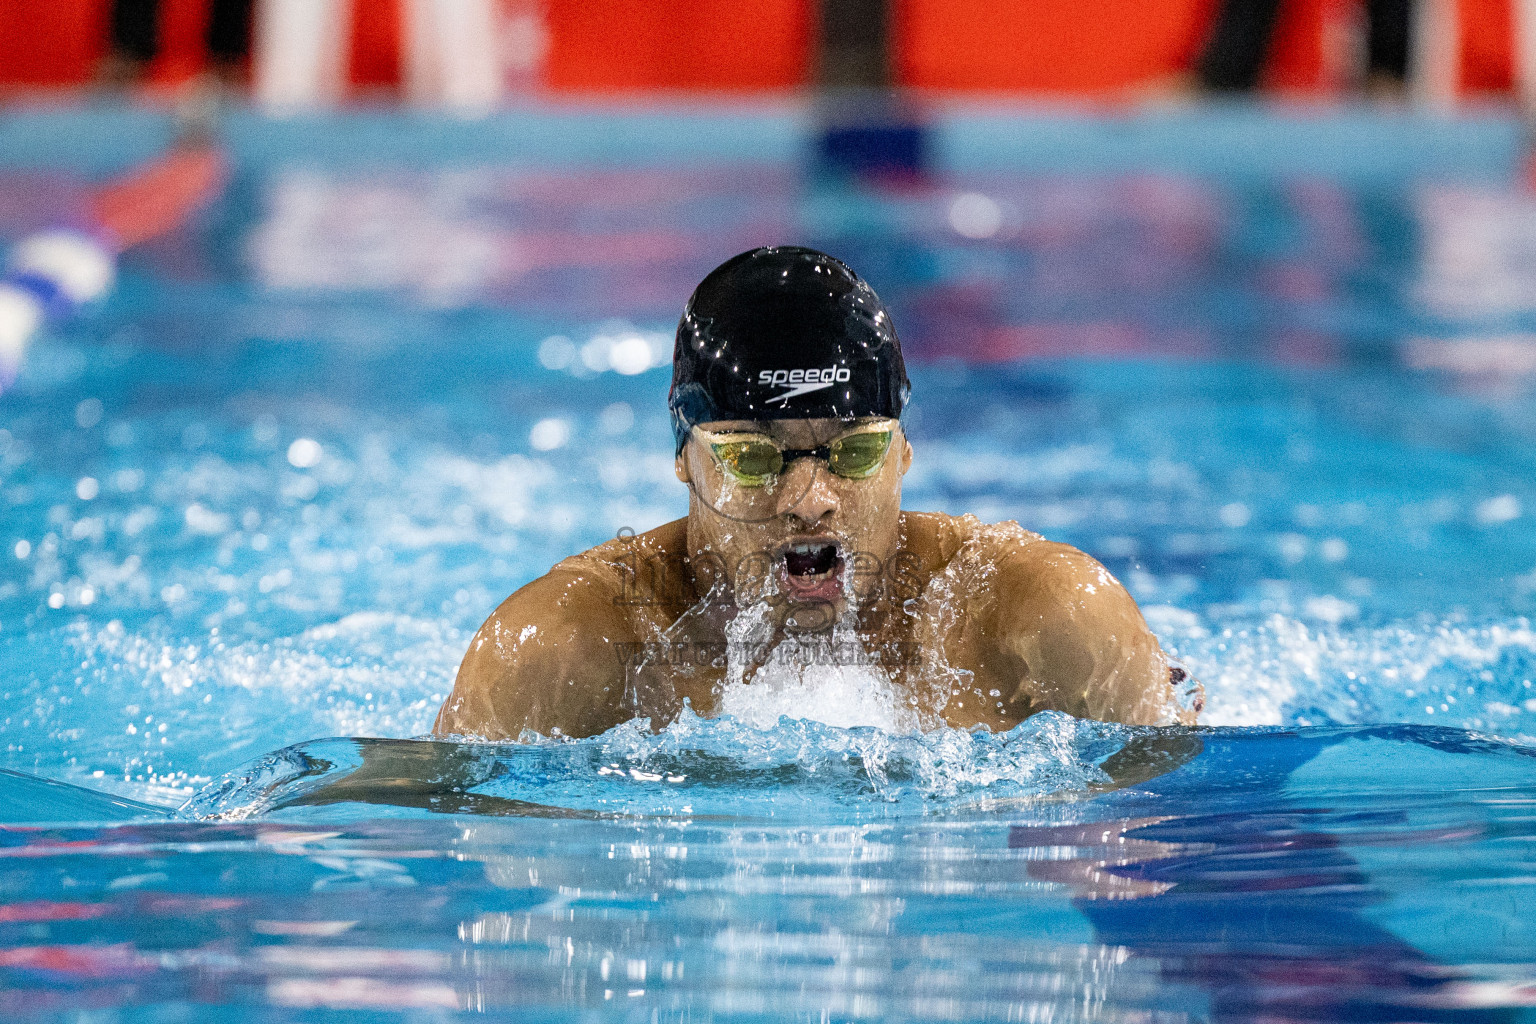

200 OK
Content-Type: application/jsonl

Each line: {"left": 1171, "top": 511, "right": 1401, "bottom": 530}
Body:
{"left": 675, "top": 417, "right": 913, "bottom": 618}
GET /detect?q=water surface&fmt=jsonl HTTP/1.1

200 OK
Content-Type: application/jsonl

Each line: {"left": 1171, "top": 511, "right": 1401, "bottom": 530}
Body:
{"left": 2, "top": 106, "right": 1536, "bottom": 1020}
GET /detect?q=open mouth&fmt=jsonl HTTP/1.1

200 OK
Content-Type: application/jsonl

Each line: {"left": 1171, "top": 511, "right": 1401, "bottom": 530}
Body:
{"left": 785, "top": 543, "right": 839, "bottom": 577}
{"left": 779, "top": 540, "right": 844, "bottom": 602}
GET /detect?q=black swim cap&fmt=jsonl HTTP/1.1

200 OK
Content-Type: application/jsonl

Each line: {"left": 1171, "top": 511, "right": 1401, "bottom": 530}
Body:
{"left": 670, "top": 246, "right": 909, "bottom": 452}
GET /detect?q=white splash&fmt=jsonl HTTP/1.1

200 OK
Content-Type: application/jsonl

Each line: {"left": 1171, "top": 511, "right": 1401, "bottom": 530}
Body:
{"left": 713, "top": 599, "right": 920, "bottom": 733}
{"left": 1153, "top": 608, "right": 1536, "bottom": 735}
{"left": 715, "top": 653, "right": 918, "bottom": 733}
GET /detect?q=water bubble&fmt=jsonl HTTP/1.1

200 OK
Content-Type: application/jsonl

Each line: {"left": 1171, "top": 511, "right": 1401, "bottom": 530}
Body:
{"left": 74, "top": 397, "right": 103, "bottom": 429}
{"left": 1303, "top": 595, "right": 1358, "bottom": 623}
{"left": 1276, "top": 533, "right": 1308, "bottom": 563}
{"left": 1219, "top": 502, "right": 1252, "bottom": 528}
{"left": 1319, "top": 537, "right": 1349, "bottom": 562}
{"left": 1292, "top": 503, "right": 1322, "bottom": 527}
{"left": 530, "top": 418, "right": 571, "bottom": 451}
{"left": 609, "top": 335, "right": 654, "bottom": 375}
{"left": 599, "top": 402, "right": 634, "bottom": 435}
{"left": 13, "top": 540, "right": 30, "bottom": 559}
{"left": 185, "top": 504, "right": 231, "bottom": 535}
{"left": 258, "top": 568, "right": 293, "bottom": 593}
{"left": 580, "top": 338, "right": 611, "bottom": 373}
{"left": 1425, "top": 496, "right": 1457, "bottom": 522}
{"left": 1096, "top": 536, "right": 1136, "bottom": 558}
{"left": 75, "top": 477, "right": 99, "bottom": 501}
{"left": 287, "top": 438, "right": 323, "bottom": 468}
{"left": 283, "top": 475, "right": 319, "bottom": 501}
{"left": 537, "top": 335, "right": 574, "bottom": 370}
{"left": 122, "top": 508, "right": 156, "bottom": 536}
{"left": 1476, "top": 494, "right": 1521, "bottom": 524}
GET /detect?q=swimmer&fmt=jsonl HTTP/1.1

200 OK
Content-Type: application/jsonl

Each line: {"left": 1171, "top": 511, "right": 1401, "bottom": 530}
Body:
{"left": 435, "top": 247, "right": 1201, "bottom": 739}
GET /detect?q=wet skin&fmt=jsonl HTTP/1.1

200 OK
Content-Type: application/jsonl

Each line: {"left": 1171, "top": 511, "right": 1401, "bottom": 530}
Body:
{"left": 435, "top": 419, "right": 1199, "bottom": 740}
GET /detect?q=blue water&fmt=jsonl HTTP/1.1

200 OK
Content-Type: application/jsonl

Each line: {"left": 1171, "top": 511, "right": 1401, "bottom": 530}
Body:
{"left": 3, "top": 104, "right": 1536, "bottom": 1020}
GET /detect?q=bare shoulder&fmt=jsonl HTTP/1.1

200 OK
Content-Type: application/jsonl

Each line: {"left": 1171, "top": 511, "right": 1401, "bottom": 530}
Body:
{"left": 994, "top": 533, "right": 1129, "bottom": 608}
{"left": 912, "top": 512, "right": 1144, "bottom": 633}
{"left": 433, "top": 519, "right": 690, "bottom": 740}
{"left": 921, "top": 513, "right": 1183, "bottom": 725}
{"left": 904, "top": 510, "right": 1128, "bottom": 615}
{"left": 975, "top": 522, "right": 1150, "bottom": 651}
{"left": 900, "top": 511, "right": 1049, "bottom": 577}
{"left": 896, "top": 510, "right": 1043, "bottom": 576}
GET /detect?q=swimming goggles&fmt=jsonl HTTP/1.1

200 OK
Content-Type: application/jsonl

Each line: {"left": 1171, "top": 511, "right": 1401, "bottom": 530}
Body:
{"left": 694, "top": 419, "right": 897, "bottom": 487}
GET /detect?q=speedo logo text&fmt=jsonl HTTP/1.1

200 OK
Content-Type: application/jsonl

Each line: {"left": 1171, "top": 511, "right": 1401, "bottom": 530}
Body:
{"left": 760, "top": 366, "right": 852, "bottom": 404}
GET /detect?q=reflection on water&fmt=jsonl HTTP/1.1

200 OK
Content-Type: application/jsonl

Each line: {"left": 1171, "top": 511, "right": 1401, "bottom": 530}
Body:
{"left": 1, "top": 724, "right": 1534, "bottom": 1019}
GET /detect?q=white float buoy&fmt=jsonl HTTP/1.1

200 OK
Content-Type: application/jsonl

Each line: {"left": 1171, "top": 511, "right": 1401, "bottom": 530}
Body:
{"left": 8, "top": 229, "right": 116, "bottom": 308}
{"left": 0, "top": 281, "right": 44, "bottom": 380}
{"left": 0, "top": 228, "right": 117, "bottom": 389}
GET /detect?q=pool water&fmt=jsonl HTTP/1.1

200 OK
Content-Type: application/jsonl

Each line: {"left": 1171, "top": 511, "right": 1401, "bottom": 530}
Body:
{"left": 3, "top": 104, "right": 1536, "bottom": 1020}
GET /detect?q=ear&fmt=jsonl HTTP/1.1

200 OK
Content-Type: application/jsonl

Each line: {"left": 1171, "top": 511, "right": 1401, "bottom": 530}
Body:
{"left": 675, "top": 448, "right": 692, "bottom": 484}
{"left": 898, "top": 437, "right": 913, "bottom": 476}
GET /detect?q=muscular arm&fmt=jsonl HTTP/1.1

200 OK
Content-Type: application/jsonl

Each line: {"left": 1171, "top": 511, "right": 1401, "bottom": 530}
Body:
{"left": 989, "top": 540, "right": 1191, "bottom": 726}
{"left": 433, "top": 569, "right": 639, "bottom": 740}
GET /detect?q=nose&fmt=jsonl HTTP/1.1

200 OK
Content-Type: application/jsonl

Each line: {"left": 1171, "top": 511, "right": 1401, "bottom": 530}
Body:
{"left": 776, "top": 458, "right": 838, "bottom": 526}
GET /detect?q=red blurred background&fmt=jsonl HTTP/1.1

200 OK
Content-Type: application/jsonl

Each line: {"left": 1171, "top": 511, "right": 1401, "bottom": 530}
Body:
{"left": 0, "top": 0, "right": 1520, "bottom": 98}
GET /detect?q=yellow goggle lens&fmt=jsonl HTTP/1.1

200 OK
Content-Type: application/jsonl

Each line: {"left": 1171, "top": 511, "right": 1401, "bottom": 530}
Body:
{"left": 828, "top": 430, "right": 892, "bottom": 479}
{"left": 711, "top": 440, "right": 783, "bottom": 486}
{"left": 705, "top": 426, "right": 895, "bottom": 487}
